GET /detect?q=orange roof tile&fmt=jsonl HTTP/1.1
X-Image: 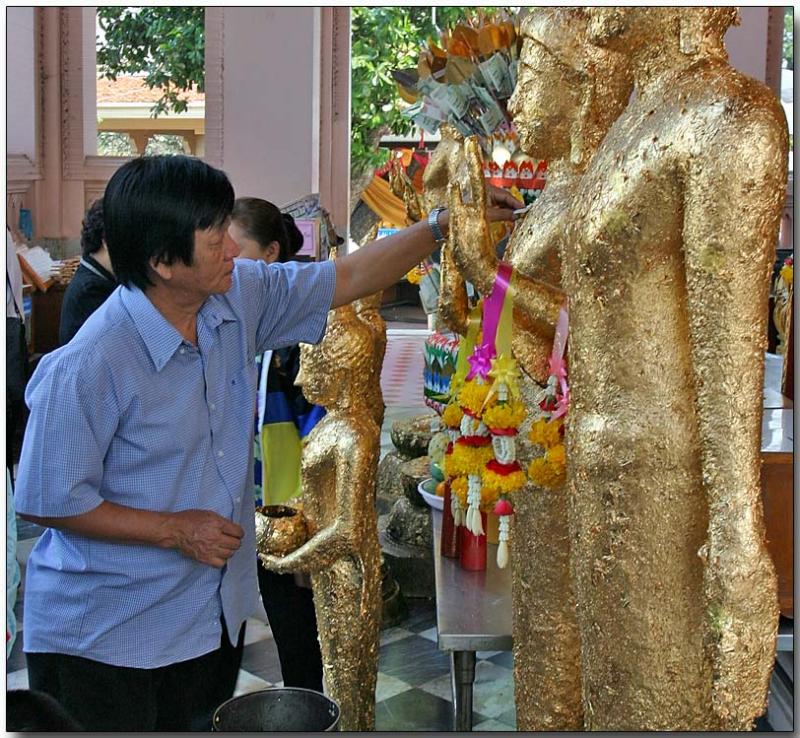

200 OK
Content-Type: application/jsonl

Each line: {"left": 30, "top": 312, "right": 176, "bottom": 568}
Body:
{"left": 96, "top": 76, "right": 205, "bottom": 104}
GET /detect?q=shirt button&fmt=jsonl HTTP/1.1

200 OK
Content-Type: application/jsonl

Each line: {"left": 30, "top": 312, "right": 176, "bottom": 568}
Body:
{"left": 210, "top": 403, "right": 216, "bottom": 411}
{"left": 179, "top": 348, "right": 186, "bottom": 355}
{"left": 218, "top": 450, "right": 224, "bottom": 458}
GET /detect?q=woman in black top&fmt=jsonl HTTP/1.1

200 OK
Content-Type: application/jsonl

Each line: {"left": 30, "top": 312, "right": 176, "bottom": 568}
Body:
{"left": 59, "top": 200, "right": 116, "bottom": 345}
{"left": 229, "top": 197, "right": 324, "bottom": 693}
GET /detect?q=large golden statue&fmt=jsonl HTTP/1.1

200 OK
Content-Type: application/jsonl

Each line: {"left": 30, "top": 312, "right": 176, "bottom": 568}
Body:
{"left": 447, "top": 6, "right": 787, "bottom": 730}
{"left": 444, "top": 8, "right": 633, "bottom": 729}
{"left": 259, "top": 305, "right": 382, "bottom": 731}
{"left": 562, "top": 8, "right": 787, "bottom": 729}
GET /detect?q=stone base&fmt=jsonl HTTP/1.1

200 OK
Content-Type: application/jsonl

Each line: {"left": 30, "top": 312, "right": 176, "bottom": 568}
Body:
{"left": 389, "top": 413, "right": 438, "bottom": 459}
{"left": 380, "top": 557, "right": 409, "bottom": 630}
{"left": 379, "top": 525, "right": 435, "bottom": 600}
{"left": 376, "top": 451, "right": 410, "bottom": 514}
{"left": 379, "top": 500, "right": 434, "bottom": 600}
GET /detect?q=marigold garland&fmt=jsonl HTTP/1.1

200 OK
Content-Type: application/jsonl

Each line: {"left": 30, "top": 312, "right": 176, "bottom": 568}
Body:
{"left": 529, "top": 417, "right": 563, "bottom": 448}
{"left": 457, "top": 379, "right": 491, "bottom": 416}
{"left": 442, "top": 402, "right": 464, "bottom": 429}
{"left": 448, "top": 440, "right": 495, "bottom": 477}
{"left": 482, "top": 400, "right": 525, "bottom": 430}
{"left": 450, "top": 476, "right": 469, "bottom": 506}
{"left": 483, "top": 465, "right": 527, "bottom": 494}
{"left": 527, "top": 455, "right": 566, "bottom": 489}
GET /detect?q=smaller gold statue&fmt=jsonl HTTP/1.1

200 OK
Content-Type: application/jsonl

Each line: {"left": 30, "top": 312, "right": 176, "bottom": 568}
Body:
{"left": 259, "top": 305, "right": 382, "bottom": 731}
{"left": 354, "top": 292, "right": 387, "bottom": 430}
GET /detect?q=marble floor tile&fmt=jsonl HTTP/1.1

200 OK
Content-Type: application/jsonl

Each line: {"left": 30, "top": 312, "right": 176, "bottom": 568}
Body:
{"left": 7, "top": 634, "right": 26, "bottom": 672}
{"left": 378, "top": 634, "right": 451, "bottom": 686}
{"left": 418, "top": 660, "right": 515, "bottom": 720}
{"left": 232, "top": 669, "right": 271, "bottom": 697}
{"left": 473, "top": 717, "right": 517, "bottom": 732}
{"left": 374, "top": 687, "right": 455, "bottom": 732}
{"left": 243, "top": 616, "right": 272, "bottom": 646}
{"left": 240, "top": 638, "right": 284, "bottom": 684}
{"left": 488, "top": 650, "right": 513, "bottom": 669}
{"left": 497, "top": 705, "right": 517, "bottom": 727}
{"left": 7, "top": 669, "right": 29, "bottom": 690}
{"left": 375, "top": 672, "right": 414, "bottom": 702}
{"left": 477, "top": 650, "right": 502, "bottom": 660}
{"left": 418, "top": 626, "right": 438, "bottom": 643}
{"left": 379, "top": 626, "right": 414, "bottom": 647}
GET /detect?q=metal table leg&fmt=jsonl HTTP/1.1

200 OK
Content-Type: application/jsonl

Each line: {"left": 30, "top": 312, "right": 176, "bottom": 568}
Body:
{"left": 451, "top": 650, "right": 476, "bottom": 731}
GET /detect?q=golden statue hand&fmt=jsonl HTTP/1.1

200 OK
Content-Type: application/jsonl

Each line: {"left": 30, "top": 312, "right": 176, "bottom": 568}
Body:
{"left": 259, "top": 523, "right": 354, "bottom": 575}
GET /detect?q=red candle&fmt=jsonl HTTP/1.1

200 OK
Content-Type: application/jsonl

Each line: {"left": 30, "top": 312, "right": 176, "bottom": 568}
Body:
{"left": 459, "top": 511, "right": 487, "bottom": 571}
{"left": 440, "top": 482, "right": 461, "bottom": 558}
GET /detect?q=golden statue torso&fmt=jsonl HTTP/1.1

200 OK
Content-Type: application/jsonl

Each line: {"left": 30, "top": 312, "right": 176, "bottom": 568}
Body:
{"left": 564, "top": 56, "right": 787, "bottom": 730}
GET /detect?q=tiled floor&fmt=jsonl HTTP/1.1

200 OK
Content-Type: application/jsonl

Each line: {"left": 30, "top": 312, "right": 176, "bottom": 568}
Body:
{"left": 8, "top": 320, "right": 517, "bottom": 731}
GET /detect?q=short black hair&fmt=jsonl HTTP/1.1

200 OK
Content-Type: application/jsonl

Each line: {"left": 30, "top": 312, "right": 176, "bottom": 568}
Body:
{"left": 282, "top": 213, "right": 304, "bottom": 258}
{"left": 80, "top": 199, "right": 105, "bottom": 257}
{"left": 231, "top": 197, "right": 291, "bottom": 262}
{"left": 103, "top": 156, "right": 234, "bottom": 291}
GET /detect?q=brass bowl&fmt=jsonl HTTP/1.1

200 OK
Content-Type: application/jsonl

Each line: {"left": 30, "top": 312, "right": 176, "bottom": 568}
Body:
{"left": 256, "top": 504, "right": 309, "bottom": 557}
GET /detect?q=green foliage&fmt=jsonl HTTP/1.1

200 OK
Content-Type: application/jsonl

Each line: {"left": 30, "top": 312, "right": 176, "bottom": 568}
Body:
{"left": 350, "top": 7, "right": 506, "bottom": 181}
{"left": 96, "top": 7, "right": 205, "bottom": 116}
{"left": 97, "top": 132, "right": 190, "bottom": 157}
{"left": 784, "top": 7, "right": 793, "bottom": 70}
{"left": 97, "top": 131, "right": 136, "bottom": 156}
{"left": 145, "top": 134, "right": 190, "bottom": 156}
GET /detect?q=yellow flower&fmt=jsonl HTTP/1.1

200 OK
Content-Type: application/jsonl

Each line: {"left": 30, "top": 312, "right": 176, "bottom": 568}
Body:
{"left": 442, "top": 402, "right": 463, "bottom": 429}
{"left": 527, "top": 456, "right": 566, "bottom": 489}
{"left": 451, "top": 476, "right": 468, "bottom": 506}
{"left": 479, "top": 485, "right": 501, "bottom": 512}
{"left": 546, "top": 443, "right": 566, "bottom": 468}
{"left": 458, "top": 379, "right": 490, "bottom": 416}
{"left": 780, "top": 263, "right": 793, "bottom": 287}
{"left": 448, "top": 442, "right": 494, "bottom": 476}
{"left": 528, "top": 417, "right": 562, "bottom": 449}
{"left": 483, "top": 400, "right": 525, "bottom": 430}
{"left": 483, "top": 467, "right": 527, "bottom": 494}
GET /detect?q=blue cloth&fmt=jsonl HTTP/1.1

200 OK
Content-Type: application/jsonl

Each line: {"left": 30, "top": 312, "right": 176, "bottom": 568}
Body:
{"left": 14, "top": 258, "right": 335, "bottom": 669}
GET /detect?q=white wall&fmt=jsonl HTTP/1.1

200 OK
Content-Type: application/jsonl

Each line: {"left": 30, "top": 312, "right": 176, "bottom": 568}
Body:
{"left": 221, "top": 7, "right": 320, "bottom": 207}
{"left": 727, "top": 7, "right": 769, "bottom": 83}
{"left": 7, "top": 7, "right": 37, "bottom": 159}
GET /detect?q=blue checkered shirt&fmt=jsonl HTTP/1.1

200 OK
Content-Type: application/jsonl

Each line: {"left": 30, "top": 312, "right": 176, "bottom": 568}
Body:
{"left": 14, "top": 258, "right": 335, "bottom": 668}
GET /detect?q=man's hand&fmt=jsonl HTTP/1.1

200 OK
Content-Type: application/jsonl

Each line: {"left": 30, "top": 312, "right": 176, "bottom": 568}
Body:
{"left": 166, "top": 510, "right": 244, "bottom": 568}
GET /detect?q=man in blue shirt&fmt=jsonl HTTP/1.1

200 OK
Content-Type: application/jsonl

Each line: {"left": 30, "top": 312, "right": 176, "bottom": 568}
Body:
{"left": 14, "top": 155, "right": 520, "bottom": 730}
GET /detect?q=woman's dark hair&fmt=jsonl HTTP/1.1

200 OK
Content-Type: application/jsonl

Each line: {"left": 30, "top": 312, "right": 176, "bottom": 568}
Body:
{"left": 231, "top": 197, "right": 294, "bottom": 262}
{"left": 80, "top": 199, "right": 105, "bottom": 258}
{"left": 281, "top": 213, "right": 304, "bottom": 257}
{"left": 103, "top": 155, "right": 234, "bottom": 291}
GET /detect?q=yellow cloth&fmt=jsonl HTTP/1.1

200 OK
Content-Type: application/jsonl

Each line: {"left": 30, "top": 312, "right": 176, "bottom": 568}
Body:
{"left": 260, "top": 423, "right": 302, "bottom": 505}
{"left": 360, "top": 175, "right": 410, "bottom": 229}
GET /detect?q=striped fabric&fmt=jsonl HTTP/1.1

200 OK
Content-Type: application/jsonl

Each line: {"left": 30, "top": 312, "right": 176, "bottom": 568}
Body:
{"left": 14, "top": 258, "right": 335, "bottom": 669}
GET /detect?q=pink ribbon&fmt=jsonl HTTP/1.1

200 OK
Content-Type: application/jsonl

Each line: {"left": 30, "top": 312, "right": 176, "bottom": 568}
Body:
{"left": 467, "top": 342, "right": 496, "bottom": 381}
{"left": 550, "top": 304, "right": 570, "bottom": 420}
{"left": 482, "top": 262, "right": 513, "bottom": 350}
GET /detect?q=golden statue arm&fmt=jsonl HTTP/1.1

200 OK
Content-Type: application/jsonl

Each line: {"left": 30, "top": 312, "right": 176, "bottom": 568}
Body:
{"left": 437, "top": 239, "right": 470, "bottom": 335}
{"left": 682, "top": 111, "right": 787, "bottom": 728}
{"left": 448, "top": 137, "right": 565, "bottom": 334}
{"left": 259, "top": 438, "right": 366, "bottom": 574}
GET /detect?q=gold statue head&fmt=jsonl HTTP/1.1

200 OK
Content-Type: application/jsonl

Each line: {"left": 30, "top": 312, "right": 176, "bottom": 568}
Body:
{"left": 296, "top": 304, "right": 374, "bottom": 409}
{"left": 354, "top": 292, "right": 385, "bottom": 334}
{"left": 508, "top": 8, "right": 633, "bottom": 168}
{"left": 587, "top": 7, "right": 738, "bottom": 61}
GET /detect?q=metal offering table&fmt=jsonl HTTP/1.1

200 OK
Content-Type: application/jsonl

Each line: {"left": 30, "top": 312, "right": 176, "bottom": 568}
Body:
{"left": 430, "top": 510, "right": 512, "bottom": 731}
